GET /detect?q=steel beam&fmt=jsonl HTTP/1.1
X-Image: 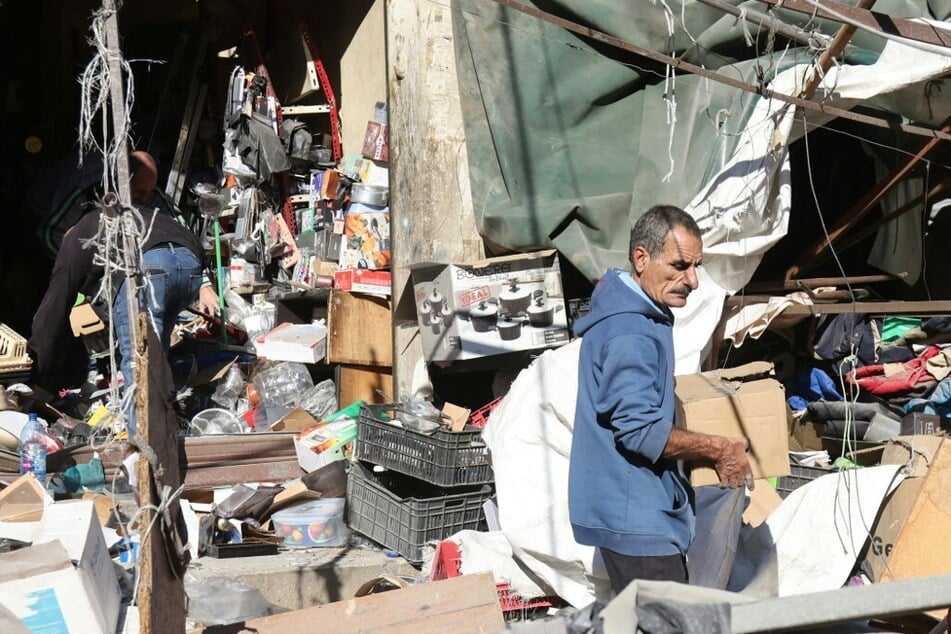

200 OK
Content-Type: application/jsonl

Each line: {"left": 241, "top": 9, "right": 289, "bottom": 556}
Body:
{"left": 732, "top": 574, "right": 951, "bottom": 632}
{"left": 757, "top": 0, "right": 951, "bottom": 49}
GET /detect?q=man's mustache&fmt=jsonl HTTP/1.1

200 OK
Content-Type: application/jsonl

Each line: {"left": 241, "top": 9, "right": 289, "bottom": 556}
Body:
{"left": 673, "top": 286, "right": 692, "bottom": 296}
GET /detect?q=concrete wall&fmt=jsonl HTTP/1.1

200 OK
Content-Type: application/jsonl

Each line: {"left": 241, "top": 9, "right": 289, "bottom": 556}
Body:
{"left": 387, "top": 0, "right": 484, "bottom": 393}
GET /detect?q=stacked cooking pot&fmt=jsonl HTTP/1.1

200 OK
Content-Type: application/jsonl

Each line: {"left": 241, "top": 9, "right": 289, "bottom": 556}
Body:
{"left": 467, "top": 279, "right": 560, "bottom": 341}
{"left": 418, "top": 287, "right": 454, "bottom": 334}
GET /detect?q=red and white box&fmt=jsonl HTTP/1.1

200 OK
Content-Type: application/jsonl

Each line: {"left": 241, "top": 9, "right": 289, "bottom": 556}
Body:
{"left": 254, "top": 322, "right": 328, "bottom": 364}
{"left": 361, "top": 121, "right": 389, "bottom": 163}
{"left": 333, "top": 269, "right": 392, "bottom": 297}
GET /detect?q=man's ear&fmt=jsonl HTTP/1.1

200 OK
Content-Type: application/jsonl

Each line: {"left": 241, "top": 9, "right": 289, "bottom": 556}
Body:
{"left": 631, "top": 246, "right": 650, "bottom": 275}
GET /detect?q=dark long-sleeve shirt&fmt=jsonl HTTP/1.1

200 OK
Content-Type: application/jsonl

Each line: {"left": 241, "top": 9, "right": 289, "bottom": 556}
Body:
{"left": 29, "top": 205, "right": 206, "bottom": 389}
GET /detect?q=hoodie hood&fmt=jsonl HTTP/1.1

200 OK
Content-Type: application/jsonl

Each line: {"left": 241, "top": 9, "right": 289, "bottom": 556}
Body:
{"left": 574, "top": 268, "right": 672, "bottom": 337}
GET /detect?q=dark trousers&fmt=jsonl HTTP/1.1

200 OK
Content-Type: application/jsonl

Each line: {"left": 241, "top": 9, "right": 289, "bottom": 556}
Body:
{"left": 601, "top": 548, "right": 688, "bottom": 595}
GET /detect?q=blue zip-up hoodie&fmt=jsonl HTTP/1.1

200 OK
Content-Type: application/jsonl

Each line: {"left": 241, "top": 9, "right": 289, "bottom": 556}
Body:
{"left": 568, "top": 269, "right": 695, "bottom": 557}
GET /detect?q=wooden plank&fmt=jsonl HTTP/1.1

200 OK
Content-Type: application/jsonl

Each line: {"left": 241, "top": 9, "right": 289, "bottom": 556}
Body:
{"left": 779, "top": 301, "right": 951, "bottom": 316}
{"left": 135, "top": 316, "right": 187, "bottom": 632}
{"left": 328, "top": 289, "right": 393, "bottom": 366}
{"left": 389, "top": 0, "right": 486, "bottom": 395}
{"left": 233, "top": 572, "right": 504, "bottom": 633}
{"left": 338, "top": 364, "right": 393, "bottom": 405}
{"left": 744, "top": 273, "right": 904, "bottom": 292}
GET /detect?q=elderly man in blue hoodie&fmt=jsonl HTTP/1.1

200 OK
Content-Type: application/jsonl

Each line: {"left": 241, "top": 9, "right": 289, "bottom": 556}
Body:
{"left": 569, "top": 204, "right": 753, "bottom": 595}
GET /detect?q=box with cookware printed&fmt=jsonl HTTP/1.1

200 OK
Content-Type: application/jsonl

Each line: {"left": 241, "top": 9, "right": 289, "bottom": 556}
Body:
{"left": 410, "top": 250, "right": 570, "bottom": 362}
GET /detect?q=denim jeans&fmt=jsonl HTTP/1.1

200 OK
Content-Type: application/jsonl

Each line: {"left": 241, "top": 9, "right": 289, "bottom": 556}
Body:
{"left": 113, "top": 243, "right": 203, "bottom": 438}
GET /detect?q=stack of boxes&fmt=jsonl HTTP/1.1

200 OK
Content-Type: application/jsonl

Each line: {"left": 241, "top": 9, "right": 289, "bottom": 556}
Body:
{"left": 346, "top": 404, "right": 495, "bottom": 564}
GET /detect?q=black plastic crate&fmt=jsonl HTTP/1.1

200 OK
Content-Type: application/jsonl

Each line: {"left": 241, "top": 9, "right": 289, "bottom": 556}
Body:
{"left": 346, "top": 461, "right": 493, "bottom": 564}
{"left": 354, "top": 404, "right": 494, "bottom": 487}
{"left": 775, "top": 464, "right": 835, "bottom": 499}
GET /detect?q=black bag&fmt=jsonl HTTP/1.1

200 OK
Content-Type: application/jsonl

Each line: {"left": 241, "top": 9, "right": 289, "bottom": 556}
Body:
{"left": 281, "top": 119, "right": 313, "bottom": 167}
{"left": 227, "top": 111, "right": 291, "bottom": 183}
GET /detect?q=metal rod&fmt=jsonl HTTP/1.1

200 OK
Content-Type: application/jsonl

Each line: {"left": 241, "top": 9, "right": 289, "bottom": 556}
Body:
{"left": 800, "top": 0, "right": 876, "bottom": 100}
{"left": 757, "top": 0, "right": 951, "bottom": 49}
{"left": 213, "top": 219, "right": 227, "bottom": 343}
{"left": 696, "top": 0, "right": 832, "bottom": 49}
{"left": 745, "top": 273, "right": 905, "bottom": 292}
{"left": 732, "top": 573, "right": 951, "bottom": 633}
{"left": 487, "top": 0, "right": 951, "bottom": 142}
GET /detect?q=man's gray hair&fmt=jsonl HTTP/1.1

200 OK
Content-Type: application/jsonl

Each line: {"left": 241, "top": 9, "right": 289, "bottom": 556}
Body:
{"left": 629, "top": 204, "right": 702, "bottom": 262}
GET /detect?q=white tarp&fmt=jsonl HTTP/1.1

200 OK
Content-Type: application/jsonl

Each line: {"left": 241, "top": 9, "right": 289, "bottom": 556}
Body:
{"left": 476, "top": 24, "right": 951, "bottom": 610}
{"left": 728, "top": 465, "right": 904, "bottom": 597}
{"left": 673, "top": 34, "right": 951, "bottom": 373}
{"left": 480, "top": 340, "right": 609, "bottom": 608}
{"left": 482, "top": 343, "right": 905, "bottom": 608}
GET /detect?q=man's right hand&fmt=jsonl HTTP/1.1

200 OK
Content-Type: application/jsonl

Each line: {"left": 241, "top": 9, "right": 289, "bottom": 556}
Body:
{"left": 714, "top": 436, "right": 754, "bottom": 490}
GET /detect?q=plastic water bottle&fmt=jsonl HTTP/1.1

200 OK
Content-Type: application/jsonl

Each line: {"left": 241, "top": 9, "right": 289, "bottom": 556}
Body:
{"left": 19, "top": 413, "right": 48, "bottom": 485}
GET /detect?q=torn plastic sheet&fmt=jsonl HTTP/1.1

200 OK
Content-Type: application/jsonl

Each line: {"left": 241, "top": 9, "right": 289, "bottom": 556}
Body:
{"left": 452, "top": 1, "right": 951, "bottom": 372}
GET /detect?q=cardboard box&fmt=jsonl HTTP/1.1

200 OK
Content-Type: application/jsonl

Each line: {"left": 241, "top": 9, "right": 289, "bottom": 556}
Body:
{"left": 338, "top": 205, "right": 390, "bottom": 270}
{"left": 0, "top": 501, "right": 120, "bottom": 634}
{"left": 254, "top": 321, "right": 328, "bottom": 364}
{"left": 900, "top": 412, "right": 947, "bottom": 436}
{"left": 333, "top": 269, "right": 392, "bottom": 297}
{"left": 361, "top": 121, "right": 388, "bottom": 163}
{"left": 863, "top": 436, "right": 950, "bottom": 598}
{"left": 0, "top": 474, "right": 48, "bottom": 522}
{"left": 293, "top": 418, "right": 358, "bottom": 473}
{"left": 410, "top": 250, "right": 571, "bottom": 362}
{"left": 674, "top": 361, "right": 791, "bottom": 486}
{"left": 328, "top": 290, "right": 392, "bottom": 367}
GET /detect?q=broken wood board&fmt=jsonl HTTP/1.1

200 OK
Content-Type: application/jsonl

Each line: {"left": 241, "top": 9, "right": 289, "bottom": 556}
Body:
{"left": 222, "top": 572, "right": 503, "bottom": 633}
{"left": 337, "top": 364, "right": 393, "bottom": 405}
{"left": 328, "top": 290, "right": 393, "bottom": 366}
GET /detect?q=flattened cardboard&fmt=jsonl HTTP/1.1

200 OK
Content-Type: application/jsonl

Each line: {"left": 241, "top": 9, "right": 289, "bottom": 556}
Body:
{"left": 0, "top": 474, "right": 48, "bottom": 522}
{"left": 264, "top": 480, "right": 321, "bottom": 519}
{"left": 675, "top": 361, "right": 790, "bottom": 486}
{"left": 864, "top": 436, "right": 948, "bottom": 589}
{"left": 68, "top": 303, "right": 105, "bottom": 336}
{"left": 82, "top": 491, "right": 117, "bottom": 530}
{"left": 442, "top": 402, "right": 471, "bottom": 433}
{"left": 742, "top": 482, "right": 783, "bottom": 527}
{"left": 270, "top": 408, "right": 321, "bottom": 433}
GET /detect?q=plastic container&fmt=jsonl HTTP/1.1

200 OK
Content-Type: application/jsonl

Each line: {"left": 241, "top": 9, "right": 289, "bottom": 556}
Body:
{"left": 355, "top": 404, "right": 493, "bottom": 487}
{"left": 190, "top": 408, "right": 245, "bottom": 435}
{"left": 19, "top": 413, "right": 47, "bottom": 485}
{"left": 430, "top": 540, "right": 562, "bottom": 616}
{"left": 346, "top": 461, "right": 493, "bottom": 563}
{"left": 469, "top": 397, "right": 503, "bottom": 429}
{"left": 271, "top": 498, "right": 348, "bottom": 548}
{"left": 775, "top": 463, "right": 834, "bottom": 499}
{"left": 252, "top": 362, "right": 314, "bottom": 407}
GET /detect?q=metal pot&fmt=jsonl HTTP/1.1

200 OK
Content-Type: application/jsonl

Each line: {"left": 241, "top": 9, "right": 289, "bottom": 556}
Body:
{"left": 497, "top": 313, "right": 524, "bottom": 341}
{"left": 499, "top": 279, "right": 531, "bottom": 315}
{"left": 468, "top": 300, "right": 498, "bottom": 332}
{"left": 428, "top": 288, "right": 446, "bottom": 316}
{"left": 527, "top": 290, "right": 555, "bottom": 328}
{"left": 439, "top": 303, "right": 454, "bottom": 328}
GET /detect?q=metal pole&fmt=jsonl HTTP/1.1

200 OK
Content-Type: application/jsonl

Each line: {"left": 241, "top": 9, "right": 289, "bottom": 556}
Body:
{"left": 732, "top": 574, "right": 951, "bottom": 633}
